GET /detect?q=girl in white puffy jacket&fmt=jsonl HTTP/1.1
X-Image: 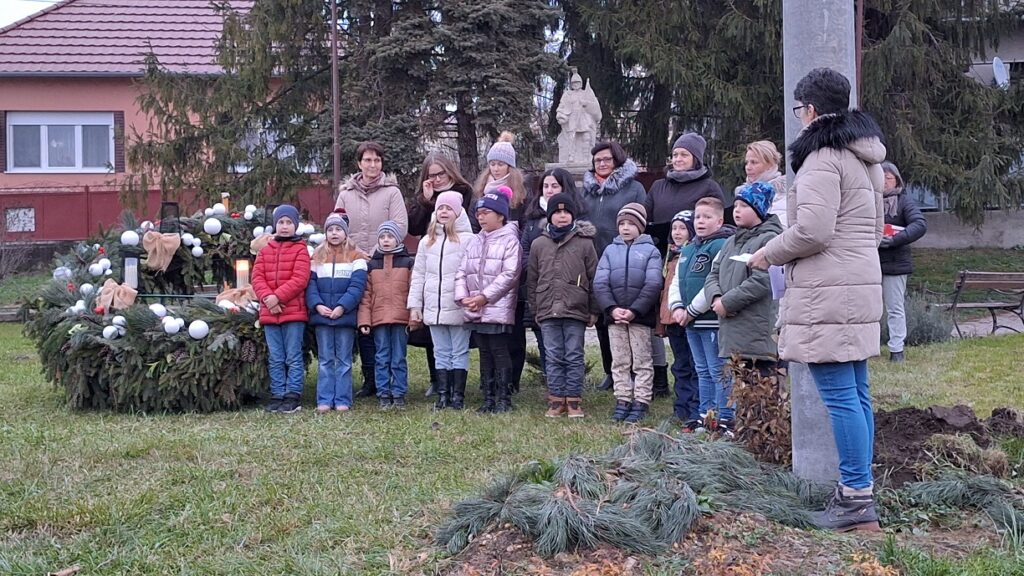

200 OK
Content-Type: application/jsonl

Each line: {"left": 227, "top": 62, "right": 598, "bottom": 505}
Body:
{"left": 408, "top": 191, "right": 475, "bottom": 411}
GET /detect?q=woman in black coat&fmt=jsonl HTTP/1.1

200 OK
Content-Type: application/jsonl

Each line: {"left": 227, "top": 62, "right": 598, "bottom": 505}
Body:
{"left": 878, "top": 162, "right": 927, "bottom": 363}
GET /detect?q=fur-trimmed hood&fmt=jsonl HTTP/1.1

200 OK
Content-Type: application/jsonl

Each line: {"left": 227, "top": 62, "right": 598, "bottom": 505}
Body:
{"left": 789, "top": 110, "right": 886, "bottom": 174}
{"left": 583, "top": 159, "right": 640, "bottom": 197}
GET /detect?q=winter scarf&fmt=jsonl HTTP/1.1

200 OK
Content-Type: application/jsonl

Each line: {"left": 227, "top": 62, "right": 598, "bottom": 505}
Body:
{"left": 546, "top": 222, "right": 576, "bottom": 244}
{"left": 883, "top": 186, "right": 902, "bottom": 218}
{"left": 483, "top": 173, "right": 511, "bottom": 197}
{"left": 666, "top": 166, "right": 709, "bottom": 184}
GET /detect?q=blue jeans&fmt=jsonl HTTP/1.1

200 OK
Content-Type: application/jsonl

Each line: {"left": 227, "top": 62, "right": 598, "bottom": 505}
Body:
{"left": 315, "top": 326, "right": 356, "bottom": 408}
{"left": 668, "top": 324, "right": 699, "bottom": 421}
{"left": 807, "top": 360, "right": 874, "bottom": 489}
{"left": 373, "top": 324, "right": 409, "bottom": 399}
{"left": 686, "top": 327, "right": 732, "bottom": 421}
{"left": 539, "top": 318, "right": 586, "bottom": 397}
{"left": 264, "top": 321, "right": 306, "bottom": 398}
{"left": 430, "top": 325, "right": 471, "bottom": 370}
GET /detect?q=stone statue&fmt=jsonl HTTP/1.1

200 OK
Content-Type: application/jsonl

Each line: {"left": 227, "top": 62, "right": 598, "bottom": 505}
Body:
{"left": 556, "top": 69, "right": 602, "bottom": 164}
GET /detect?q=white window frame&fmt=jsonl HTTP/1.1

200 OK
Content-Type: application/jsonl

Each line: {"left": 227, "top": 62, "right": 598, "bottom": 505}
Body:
{"left": 6, "top": 112, "right": 115, "bottom": 174}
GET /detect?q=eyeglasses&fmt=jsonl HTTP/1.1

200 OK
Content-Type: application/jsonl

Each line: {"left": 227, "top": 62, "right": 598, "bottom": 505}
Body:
{"left": 792, "top": 105, "right": 808, "bottom": 119}
{"left": 427, "top": 171, "right": 448, "bottom": 181}
{"left": 593, "top": 156, "right": 615, "bottom": 165}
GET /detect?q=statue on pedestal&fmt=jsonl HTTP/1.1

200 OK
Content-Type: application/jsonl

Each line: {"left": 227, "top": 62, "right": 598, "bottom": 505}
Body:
{"left": 556, "top": 68, "right": 602, "bottom": 165}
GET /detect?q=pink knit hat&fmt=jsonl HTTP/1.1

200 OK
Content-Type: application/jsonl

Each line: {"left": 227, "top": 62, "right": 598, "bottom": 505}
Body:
{"left": 435, "top": 191, "right": 464, "bottom": 216}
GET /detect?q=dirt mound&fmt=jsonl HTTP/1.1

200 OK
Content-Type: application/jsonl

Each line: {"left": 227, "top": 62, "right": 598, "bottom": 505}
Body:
{"left": 986, "top": 407, "right": 1024, "bottom": 437}
{"left": 442, "top": 527, "right": 641, "bottom": 575}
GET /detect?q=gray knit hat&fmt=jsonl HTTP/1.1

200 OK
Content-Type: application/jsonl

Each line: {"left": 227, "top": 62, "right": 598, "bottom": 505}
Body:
{"left": 672, "top": 133, "right": 707, "bottom": 169}
{"left": 377, "top": 220, "right": 402, "bottom": 242}
{"left": 324, "top": 209, "right": 349, "bottom": 233}
{"left": 486, "top": 133, "right": 517, "bottom": 168}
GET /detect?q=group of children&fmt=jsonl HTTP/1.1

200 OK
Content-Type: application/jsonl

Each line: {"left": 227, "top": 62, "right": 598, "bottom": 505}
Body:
{"left": 251, "top": 179, "right": 783, "bottom": 431}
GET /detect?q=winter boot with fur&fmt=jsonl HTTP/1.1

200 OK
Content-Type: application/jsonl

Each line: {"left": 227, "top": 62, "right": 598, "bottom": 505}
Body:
{"left": 812, "top": 484, "right": 881, "bottom": 532}
{"left": 652, "top": 365, "right": 670, "bottom": 398}
{"left": 450, "top": 369, "right": 468, "bottom": 410}
{"left": 566, "top": 397, "right": 585, "bottom": 419}
{"left": 494, "top": 369, "right": 514, "bottom": 413}
{"left": 432, "top": 369, "right": 450, "bottom": 411}
{"left": 546, "top": 395, "right": 567, "bottom": 418}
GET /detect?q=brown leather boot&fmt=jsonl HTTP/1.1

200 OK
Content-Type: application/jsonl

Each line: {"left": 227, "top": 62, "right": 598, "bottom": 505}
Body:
{"left": 566, "top": 397, "right": 585, "bottom": 418}
{"left": 545, "top": 395, "right": 567, "bottom": 417}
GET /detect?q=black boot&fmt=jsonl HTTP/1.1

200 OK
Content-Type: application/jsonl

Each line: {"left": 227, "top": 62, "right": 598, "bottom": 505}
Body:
{"left": 425, "top": 352, "right": 438, "bottom": 397}
{"left": 477, "top": 372, "right": 496, "bottom": 414}
{"left": 494, "top": 369, "right": 513, "bottom": 413}
{"left": 812, "top": 484, "right": 881, "bottom": 532}
{"left": 356, "top": 367, "right": 376, "bottom": 398}
{"left": 597, "top": 374, "right": 614, "bottom": 390}
{"left": 652, "top": 365, "right": 670, "bottom": 398}
{"left": 433, "top": 369, "right": 450, "bottom": 411}
{"left": 450, "top": 369, "right": 468, "bottom": 410}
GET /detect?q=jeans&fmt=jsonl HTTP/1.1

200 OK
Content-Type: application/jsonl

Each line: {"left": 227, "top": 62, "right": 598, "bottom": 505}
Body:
{"left": 264, "top": 321, "right": 306, "bottom": 398}
{"left": 315, "top": 325, "right": 356, "bottom": 408}
{"left": 430, "top": 324, "right": 471, "bottom": 370}
{"left": 373, "top": 324, "right": 409, "bottom": 399}
{"left": 667, "top": 324, "right": 699, "bottom": 421}
{"left": 686, "top": 327, "right": 732, "bottom": 421}
{"left": 882, "top": 274, "right": 908, "bottom": 353}
{"left": 609, "top": 323, "right": 654, "bottom": 404}
{"left": 540, "top": 318, "right": 586, "bottom": 397}
{"left": 807, "top": 360, "right": 874, "bottom": 489}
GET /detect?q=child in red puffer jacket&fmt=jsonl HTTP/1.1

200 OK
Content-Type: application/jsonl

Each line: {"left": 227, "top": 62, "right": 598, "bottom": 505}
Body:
{"left": 252, "top": 204, "right": 311, "bottom": 414}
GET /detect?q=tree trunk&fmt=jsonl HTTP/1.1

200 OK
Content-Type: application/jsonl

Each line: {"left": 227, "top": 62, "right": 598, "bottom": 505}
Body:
{"left": 455, "top": 92, "right": 479, "bottom": 182}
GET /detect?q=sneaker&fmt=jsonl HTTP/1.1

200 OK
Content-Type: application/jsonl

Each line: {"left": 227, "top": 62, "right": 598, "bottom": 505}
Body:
{"left": 279, "top": 393, "right": 302, "bottom": 414}
{"left": 611, "top": 399, "right": 632, "bottom": 422}
{"left": 812, "top": 484, "right": 881, "bottom": 532}
{"left": 545, "top": 396, "right": 567, "bottom": 418}
{"left": 335, "top": 405, "right": 350, "bottom": 412}
{"left": 566, "top": 397, "right": 585, "bottom": 419}
{"left": 889, "top": 351, "right": 904, "bottom": 363}
{"left": 378, "top": 397, "right": 393, "bottom": 410}
{"left": 624, "top": 401, "right": 649, "bottom": 424}
{"left": 265, "top": 396, "right": 284, "bottom": 413}
{"left": 316, "top": 404, "right": 331, "bottom": 414}
{"left": 718, "top": 419, "right": 736, "bottom": 439}
{"left": 392, "top": 397, "right": 406, "bottom": 409}
{"left": 682, "top": 419, "right": 702, "bottom": 433}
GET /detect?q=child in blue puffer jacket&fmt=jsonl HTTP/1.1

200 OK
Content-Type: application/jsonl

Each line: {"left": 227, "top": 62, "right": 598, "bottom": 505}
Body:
{"left": 306, "top": 209, "right": 368, "bottom": 413}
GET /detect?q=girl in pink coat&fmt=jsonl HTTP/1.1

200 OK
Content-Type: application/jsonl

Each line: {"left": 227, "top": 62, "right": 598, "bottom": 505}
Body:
{"left": 456, "top": 186, "right": 522, "bottom": 413}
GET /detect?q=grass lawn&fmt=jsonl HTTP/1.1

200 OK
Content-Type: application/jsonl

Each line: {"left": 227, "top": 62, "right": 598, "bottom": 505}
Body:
{"left": 910, "top": 248, "right": 1024, "bottom": 295}
{"left": 0, "top": 271, "right": 49, "bottom": 307}
{"left": 2, "top": 320, "right": 1022, "bottom": 575}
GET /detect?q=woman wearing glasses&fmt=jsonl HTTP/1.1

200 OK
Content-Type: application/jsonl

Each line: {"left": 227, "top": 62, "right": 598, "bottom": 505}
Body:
{"left": 410, "top": 153, "right": 476, "bottom": 236}
{"left": 581, "top": 141, "right": 648, "bottom": 391}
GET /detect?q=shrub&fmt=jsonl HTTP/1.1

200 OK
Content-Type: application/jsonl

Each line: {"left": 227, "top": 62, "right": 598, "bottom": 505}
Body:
{"left": 881, "top": 292, "right": 953, "bottom": 347}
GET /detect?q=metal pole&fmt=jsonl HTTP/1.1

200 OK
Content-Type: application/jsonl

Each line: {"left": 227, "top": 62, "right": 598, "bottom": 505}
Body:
{"left": 330, "top": 0, "right": 341, "bottom": 195}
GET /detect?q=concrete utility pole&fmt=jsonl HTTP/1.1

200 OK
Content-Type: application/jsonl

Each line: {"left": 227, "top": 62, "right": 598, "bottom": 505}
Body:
{"left": 782, "top": 0, "right": 858, "bottom": 484}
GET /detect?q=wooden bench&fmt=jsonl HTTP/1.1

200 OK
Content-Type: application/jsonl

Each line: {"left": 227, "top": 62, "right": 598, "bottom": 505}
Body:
{"left": 934, "top": 271, "right": 1024, "bottom": 337}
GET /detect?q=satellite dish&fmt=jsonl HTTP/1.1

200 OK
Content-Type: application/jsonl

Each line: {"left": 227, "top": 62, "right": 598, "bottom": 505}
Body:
{"left": 992, "top": 57, "right": 1010, "bottom": 89}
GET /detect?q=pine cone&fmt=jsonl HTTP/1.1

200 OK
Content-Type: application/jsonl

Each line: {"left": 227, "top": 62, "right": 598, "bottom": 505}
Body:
{"left": 241, "top": 339, "right": 257, "bottom": 363}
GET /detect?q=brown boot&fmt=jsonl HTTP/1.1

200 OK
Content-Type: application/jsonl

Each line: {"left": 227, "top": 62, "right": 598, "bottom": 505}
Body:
{"left": 566, "top": 397, "right": 585, "bottom": 418}
{"left": 545, "top": 395, "right": 567, "bottom": 418}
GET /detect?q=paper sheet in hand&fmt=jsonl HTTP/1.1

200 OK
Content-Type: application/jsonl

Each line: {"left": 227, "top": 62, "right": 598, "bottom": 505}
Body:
{"left": 729, "top": 253, "right": 753, "bottom": 263}
{"left": 769, "top": 265, "right": 786, "bottom": 300}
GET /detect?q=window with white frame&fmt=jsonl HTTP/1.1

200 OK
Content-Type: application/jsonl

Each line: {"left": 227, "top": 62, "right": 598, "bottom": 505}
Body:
{"left": 6, "top": 112, "right": 115, "bottom": 173}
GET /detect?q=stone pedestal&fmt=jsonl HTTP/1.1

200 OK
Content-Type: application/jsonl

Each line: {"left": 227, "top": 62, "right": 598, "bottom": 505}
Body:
{"left": 789, "top": 362, "right": 840, "bottom": 483}
{"left": 543, "top": 162, "right": 592, "bottom": 190}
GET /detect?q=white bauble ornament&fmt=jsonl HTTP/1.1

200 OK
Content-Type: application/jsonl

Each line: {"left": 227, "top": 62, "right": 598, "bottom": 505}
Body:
{"left": 307, "top": 245, "right": 315, "bottom": 257}
{"left": 309, "top": 233, "right": 325, "bottom": 245}
{"left": 93, "top": 243, "right": 101, "bottom": 250}
{"left": 120, "top": 230, "right": 140, "bottom": 246}
{"left": 212, "top": 203, "right": 227, "bottom": 215}
{"left": 191, "top": 246, "right": 204, "bottom": 257}
{"left": 204, "top": 208, "right": 214, "bottom": 217}
{"left": 203, "top": 218, "right": 222, "bottom": 235}
{"left": 75, "top": 299, "right": 86, "bottom": 309}
{"left": 98, "top": 258, "right": 112, "bottom": 271}
{"left": 140, "top": 220, "right": 154, "bottom": 231}
{"left": 104, "top": 269, "right": 113, "bottom": 276}
{"left": 176, "top": 318, "right": 185, "bottom": 328}
{"left": 53, "top": 266, "right": 73, "bottom": 281}
{"left": 253, "top": 226, "right": 264, "bottom": 236}
{"left": 244, "top": 204, "right": 257, "bottom": 214}
{"left": 149, "top": 303, "right": 167, "bottom": 317}
{"left": 181, "top": 233, "right": 195, "bottom": 246}
{"left": 217, "top": 300, "right": 238, "bottom": 311}
{"left": 243, "top": 211, "right": 254, "bottom": 221}
{"left": 192, "top": 237, "right": 202, "bottom": 247}
{"left": 66, "top": 306, "right": 76, "bottom": 314}
{"left": 88, "top": 263, "right": 104, "bottom": 277}
{"left": 102, "top": 326, "right": 119, "bottom": 339}
{"left": 188, "top": 320, "right": 210, "bottom": 339}
{"left": 265, "top": 226, "right": 273, "bottom": 235}
{"left": 163, "top": 320, "right": 181, "bottom": 334}
{"left": 79, "top": 283, "right": 94, "bottom": 295}
{"left": 112, "top": 315, "right": 126, "bottom": 327}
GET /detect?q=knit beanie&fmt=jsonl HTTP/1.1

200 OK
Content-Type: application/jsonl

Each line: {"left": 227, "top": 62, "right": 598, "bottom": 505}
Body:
{"left": 476, "top": 191, "right": 511, "bottom": 221}
{"left": 671, "top": 133, "right": 707, "bottom": 169}
{"left": 671, "top": 209, "right": 696, "bottom": 240}
{"left": 546, "top": 192, "right": 577, "bottom": 222}
{"left": 324, "top": 208, "right": 349, "bottom": 233}
{"left": 793, "top": 67, "right": 851, "bottom": 115}
{"left": 435, "top": 191, "right": 464, "bottom": 216}
{"left": 486, "top": 132, "right": 517, "bottom": 168}
{"left": 617, "top": 202, "right": 647, "bottom": 231}
{"left": 880, "top": 161, "right": 904, "bottom": 188}
{"left": 734, "top": 182, "right": 775, "bottom": 221}
{"left": 272, "top": 204, "right": 300, "bottom": 228}
{"left": 377, "top": 220, "right": 402, "bottom": 242}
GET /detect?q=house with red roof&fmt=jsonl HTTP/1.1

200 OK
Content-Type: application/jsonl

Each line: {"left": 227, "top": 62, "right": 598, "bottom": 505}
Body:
{"left": 0, "top": 0, "right": 330, "bottom": 242}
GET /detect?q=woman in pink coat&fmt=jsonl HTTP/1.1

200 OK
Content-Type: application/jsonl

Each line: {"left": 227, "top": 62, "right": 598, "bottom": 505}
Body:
{"left": 455, "top": 186, "right": 521, "bottom": 414}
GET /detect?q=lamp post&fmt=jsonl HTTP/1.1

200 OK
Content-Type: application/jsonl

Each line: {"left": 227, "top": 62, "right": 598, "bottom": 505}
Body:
{"left": 122, "top": 248, "right": 141, "bottom": 290}
{"left": 158, "top": 201, "right": 181, "bottom": 234}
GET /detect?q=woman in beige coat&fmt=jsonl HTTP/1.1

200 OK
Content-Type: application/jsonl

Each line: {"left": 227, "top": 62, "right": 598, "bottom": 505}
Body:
{"left": 749, "top": 68, "right": 885, "bottom": 533}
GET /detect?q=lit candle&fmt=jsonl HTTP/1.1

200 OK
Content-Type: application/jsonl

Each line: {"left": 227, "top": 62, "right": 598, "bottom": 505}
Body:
{"left": 235, "top": 259, "right": 250, "bottom": 289}
{"left": 124, "top": 257, "right": 139, "bottom": 289}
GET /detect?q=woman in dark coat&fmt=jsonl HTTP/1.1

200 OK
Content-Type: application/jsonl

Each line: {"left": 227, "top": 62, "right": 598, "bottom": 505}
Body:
{"left": 878, "top": 161, "right": 927, "bottom": 363}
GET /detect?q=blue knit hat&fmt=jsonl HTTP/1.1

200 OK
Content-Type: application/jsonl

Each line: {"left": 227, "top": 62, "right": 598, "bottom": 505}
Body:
{"left": 735, "top": 182, "right": 774, "bottom": 221}
{"left": 272, "top": 204, "right": 300, "bottom": 228}
{"left": 476, "top": 191, "right": 511, "bottom": 222}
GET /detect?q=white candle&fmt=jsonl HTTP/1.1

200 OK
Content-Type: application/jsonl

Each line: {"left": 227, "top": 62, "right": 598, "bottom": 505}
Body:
{"left": 124, "top": 258, "right": 139, "bottom": 289}
{"left": 235, "top": 259, "right": 250, "bottom": 289}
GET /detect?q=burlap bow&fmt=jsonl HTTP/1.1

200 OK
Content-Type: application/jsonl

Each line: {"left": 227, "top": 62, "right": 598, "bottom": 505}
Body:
{"left": 95, "top": 279, "right": 138, "bottom": 311}
{"left": 216, "top": 286, "right": 257, "bottom": 307}
{"left": 142, "top": 231, "right": 182, "bottom": 272}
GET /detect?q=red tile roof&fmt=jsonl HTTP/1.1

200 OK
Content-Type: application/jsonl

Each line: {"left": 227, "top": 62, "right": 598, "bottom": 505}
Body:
{"left": 0, "top": 0, "right": 254, "bottom": 76}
